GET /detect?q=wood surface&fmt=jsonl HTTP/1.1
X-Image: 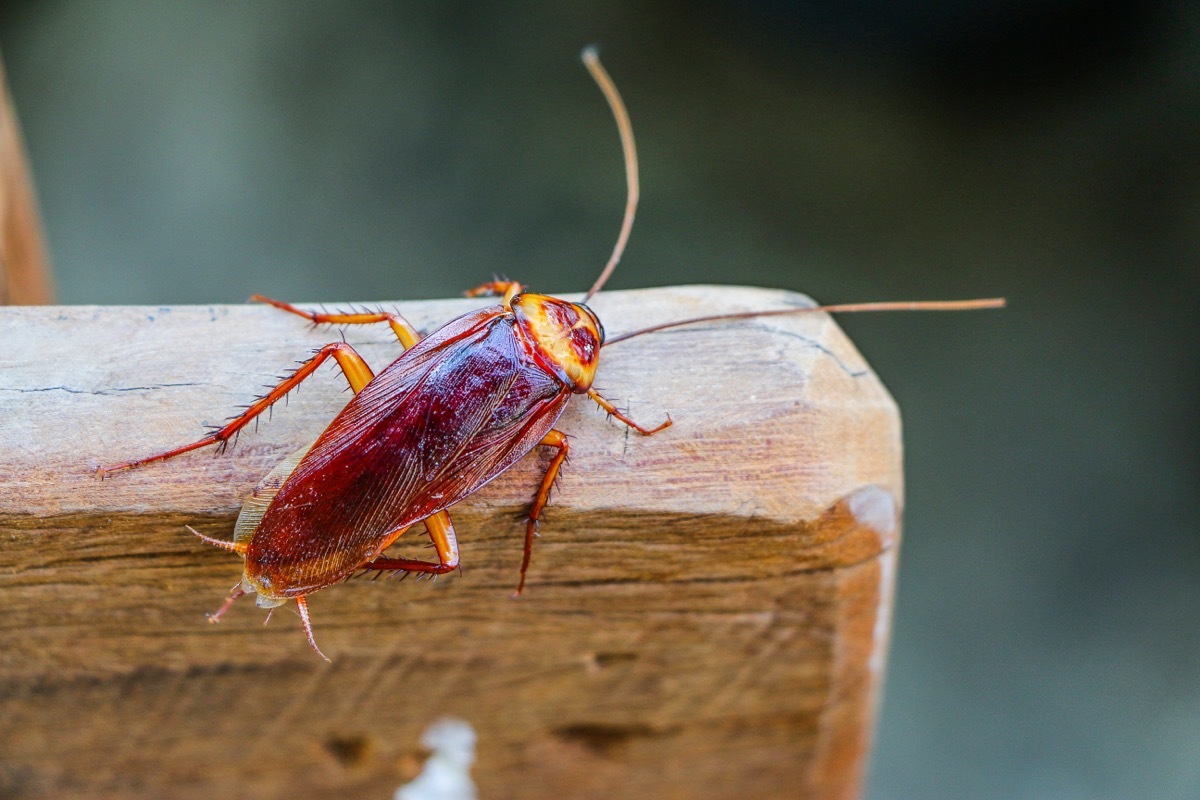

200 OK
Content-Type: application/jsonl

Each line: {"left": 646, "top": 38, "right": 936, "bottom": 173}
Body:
{"left": 0, "top": 52, "right": 52, "bottom": 305}
{"left": 0, "top": 285, "right": 902, "bottom": 800}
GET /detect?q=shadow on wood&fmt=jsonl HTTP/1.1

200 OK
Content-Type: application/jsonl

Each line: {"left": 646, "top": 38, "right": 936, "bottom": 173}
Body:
{"left": 0, "top": 286, "right": 901, "bottom": 799}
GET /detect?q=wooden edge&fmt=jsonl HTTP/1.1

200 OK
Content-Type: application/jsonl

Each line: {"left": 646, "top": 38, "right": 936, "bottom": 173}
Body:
{"left": 0, "top": 286, "right": 902, "bottom": 800}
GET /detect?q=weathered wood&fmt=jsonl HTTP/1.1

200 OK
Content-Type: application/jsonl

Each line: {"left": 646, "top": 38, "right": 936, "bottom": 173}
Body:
{"left": 0, "top": 52, "right": 52, "bottom": 305}
{"left": 0, "top": 285, "right": 902, "bottom": 800}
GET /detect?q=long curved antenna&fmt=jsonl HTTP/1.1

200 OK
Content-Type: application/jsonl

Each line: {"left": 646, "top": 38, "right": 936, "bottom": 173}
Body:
{"left": 604, "top": 297, "right": 1006, "bottom": 346}
{"left": 581, "top": 47, "right": 638, "bottom": 303}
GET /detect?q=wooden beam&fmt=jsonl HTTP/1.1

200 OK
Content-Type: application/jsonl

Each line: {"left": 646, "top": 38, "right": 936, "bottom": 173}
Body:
{"left": 0, "top": 285, "right": 901, "bottom": 800}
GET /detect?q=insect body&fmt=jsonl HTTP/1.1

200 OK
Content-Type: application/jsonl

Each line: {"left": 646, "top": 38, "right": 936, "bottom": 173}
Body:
{"left": 102, "top": 50, "right": 1001, "bottom": 659}
{"left": 224, "top": 286, "right": 660, "bottom": 659}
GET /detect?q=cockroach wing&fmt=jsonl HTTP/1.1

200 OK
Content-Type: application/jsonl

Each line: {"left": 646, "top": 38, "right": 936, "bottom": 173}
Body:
{"left": 245, "top": 306, "right": 571, "bottom": 595}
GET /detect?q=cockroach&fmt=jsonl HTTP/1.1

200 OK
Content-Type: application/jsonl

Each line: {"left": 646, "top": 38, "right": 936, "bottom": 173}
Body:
{"left": 101, "top": 48, "right": 1003, "bottom": 660}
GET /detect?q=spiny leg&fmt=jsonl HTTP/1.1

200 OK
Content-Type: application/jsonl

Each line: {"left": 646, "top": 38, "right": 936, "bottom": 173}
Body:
{"left": 465, "top": 280, "right": 525, "bottom": 309}
{"left": 205, "top": 585, "right": 247, "bottom": 624}
{"left": 227, "top": 342, "right": 387, "bottom": 649}
{"left": 588, "top": 389, "right": 672, "bottom": 435}
{"left": 275, "top": 339, "right": 385, "bottom": 662}
{"left": 361, "top": 510, "right": 460, "bottom": 575}
{"left": 295, "top": 595, "right": 330, "bottom": 662}
{"left": 514, "top": 430, "right": 570, "bottom": 597}
{"left": 252, "top": 294, "right": 422, "bottom": 349}
{"left": 210, "top": 338, "right": 384, "bottom": 658}
{"left": 100, "top": 340, "right": 374, "bottom": 474}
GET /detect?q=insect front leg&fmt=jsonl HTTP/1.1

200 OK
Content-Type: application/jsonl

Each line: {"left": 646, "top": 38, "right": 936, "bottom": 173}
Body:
{"left": 512, "top": 430, "right": 571, "bottom": 597}
{"left": 100, "top": 341, "right": 375, "bottom": 474}
{"left": 587, "top": 389, "right": 672, "bottom": 435}
{"left": 252, "top": 295, "right": 422, "bottom": 349}
{"left": 465, "top": 280, "right": 525, "bottom": 308}
{"left": 360, "top": 510, "right": 461, "bottom": 576}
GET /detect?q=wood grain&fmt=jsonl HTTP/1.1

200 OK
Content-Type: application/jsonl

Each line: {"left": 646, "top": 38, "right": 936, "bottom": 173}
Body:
{"left": 0, "top": 285, "right": 902, "bottom": 799}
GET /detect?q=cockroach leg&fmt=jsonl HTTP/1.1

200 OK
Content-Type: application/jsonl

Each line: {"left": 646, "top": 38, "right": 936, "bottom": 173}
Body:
{"left": 465, "top": 280, "right": 525, "bottom": 308}
{"left": 295, "top": 595, "right": 330, "bottom": 662}
{"left": 205, "top": 586, "right": 247, "bottom": 624}
{"left": 587, "top": 389, "right": 672, "bottom": 435}
{"left": 360, "top": 510, "right": 460, "bottom": 575}
{"left": 252, "top": 294, "right": 421, "bottom": 350}
{"left": 513, "top": 429, "right": 570, "bottom": 597}
{"left": 99, "top": 341, "right": 375, "bottom": 474}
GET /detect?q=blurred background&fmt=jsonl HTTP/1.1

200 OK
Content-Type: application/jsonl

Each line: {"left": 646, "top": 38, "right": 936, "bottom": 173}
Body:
{"left": 2, "top": 1, "right": 1196, "bottom": 797}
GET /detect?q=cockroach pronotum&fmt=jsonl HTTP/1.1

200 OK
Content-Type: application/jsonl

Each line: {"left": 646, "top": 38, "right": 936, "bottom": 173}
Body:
{"left": 101, "top": 48, "right": 1003, "bottom": 659}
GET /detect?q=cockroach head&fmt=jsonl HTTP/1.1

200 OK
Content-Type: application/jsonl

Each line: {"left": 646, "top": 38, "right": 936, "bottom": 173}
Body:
{"left": 511, "top": 293, "right": 604, "bottom": 393}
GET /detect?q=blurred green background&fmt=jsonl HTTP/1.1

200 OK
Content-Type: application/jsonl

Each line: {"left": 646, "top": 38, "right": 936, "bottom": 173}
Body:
{"left": 3, "top": 2, "right": 1196, "bottom": 797}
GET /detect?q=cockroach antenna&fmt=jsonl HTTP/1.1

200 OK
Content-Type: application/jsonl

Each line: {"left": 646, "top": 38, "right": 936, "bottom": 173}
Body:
{"left": 604, "top": 297, "right": 1007, "bottom": 346}
{"left": 581, "top": 46, "right": 638, "bottom": 303}
{"left": 577, "top": 47, "right": 1004, "bottom": 337}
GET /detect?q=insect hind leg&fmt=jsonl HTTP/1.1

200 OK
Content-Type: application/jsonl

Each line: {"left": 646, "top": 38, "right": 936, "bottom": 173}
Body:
{"left": 295, "top": 595, "right": 330, "bottom": 661}
{"left": 361, "top": 510, "right": 460, "bottom": 576}
{"left": 99, "top": 341, "right": 374, "bottom": 475}
{"left": 205, "top": 585, "right": 247, "bottom": 624}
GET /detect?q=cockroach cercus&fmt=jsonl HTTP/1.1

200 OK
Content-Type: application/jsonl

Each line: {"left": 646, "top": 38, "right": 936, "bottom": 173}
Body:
{"left": 101, "top": 48, "right": 1003, "bottom": 660}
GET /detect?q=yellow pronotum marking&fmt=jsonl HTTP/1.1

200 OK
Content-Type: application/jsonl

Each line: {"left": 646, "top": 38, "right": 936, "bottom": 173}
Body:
{"left": 512, "top": 295, "right": 601, "bottom": 391}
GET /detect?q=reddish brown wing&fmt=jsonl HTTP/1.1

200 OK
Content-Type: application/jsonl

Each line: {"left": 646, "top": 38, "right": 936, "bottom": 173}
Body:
{"left": 245, "top": 306, "right": 571, "bottom": 595}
